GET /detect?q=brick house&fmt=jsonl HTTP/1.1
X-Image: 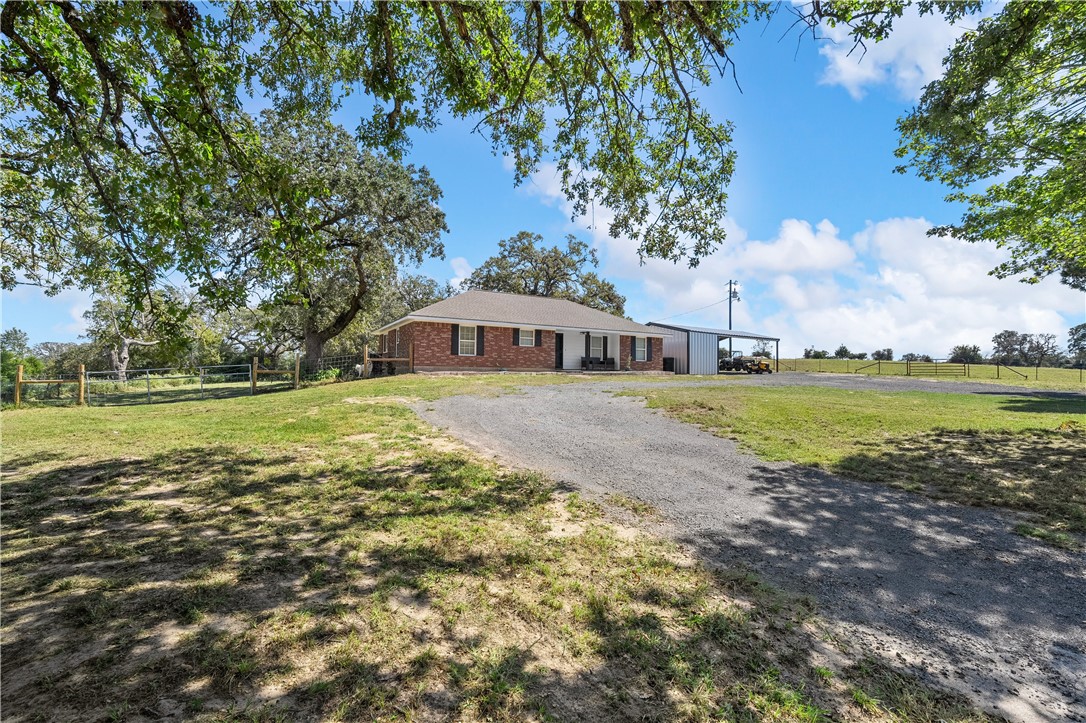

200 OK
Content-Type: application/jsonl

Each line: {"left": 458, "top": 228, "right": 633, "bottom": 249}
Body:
{"left": 375, "top": 290, "right": 665, "bottom": 372}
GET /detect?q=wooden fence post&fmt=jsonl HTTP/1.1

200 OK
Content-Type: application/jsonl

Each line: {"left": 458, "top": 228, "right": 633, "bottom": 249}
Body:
{"left": 78, "top": 364, "right": 85, "bottom": 405}
{"left": 409, "top": 343, "right": 414, "bottom": 373}
{"left": 14, "top": 364, "right": 23, "bottom": 408}
{"left": 251, "top": 356, "right": 258, "bottom": 395}
{"left": 362, "top": 347, "right": 369, "bottom": 379}
{"left": 294, "top": 356, "right": 301, "bottom": 390}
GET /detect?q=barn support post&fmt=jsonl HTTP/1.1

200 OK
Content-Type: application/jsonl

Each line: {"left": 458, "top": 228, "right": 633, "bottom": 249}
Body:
{"left": 14, "top": 364, "right": 23, "bottom": 408}
{"left": 775, "top": 341, "right": 779, "bottom": 373}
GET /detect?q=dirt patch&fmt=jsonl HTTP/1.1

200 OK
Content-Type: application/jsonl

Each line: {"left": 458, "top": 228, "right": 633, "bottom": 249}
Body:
{"left": 342, "top": 396, "right": 419, "bottom": 405}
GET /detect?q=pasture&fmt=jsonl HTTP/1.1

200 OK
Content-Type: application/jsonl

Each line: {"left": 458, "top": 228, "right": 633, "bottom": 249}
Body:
{"left": 0, "top": 375, "right": 1000, "bottom": 721}
{"left": 631, "top": 384, "right": 1086, "bottom": 548}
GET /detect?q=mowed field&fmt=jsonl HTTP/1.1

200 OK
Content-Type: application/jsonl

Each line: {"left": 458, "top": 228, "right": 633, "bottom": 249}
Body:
{"left": 0, "top": 375, "right": 1007, "bottom": 722}
{"left": 777, "top": 359, "right": 1085, "bottom": 391}
{"left": 629, "top": 384, "right": 1086, "bottom": 548}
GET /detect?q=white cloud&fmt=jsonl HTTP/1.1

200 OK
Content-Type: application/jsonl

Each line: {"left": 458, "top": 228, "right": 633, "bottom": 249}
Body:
{"left": 733, "top": 219, "right": 855, "bottom": 274}
{"left": 58, "top": 289, "right": 92, "bottom": 336}
{"left": 516, "top": 162, "right": 1085, "bottom": 357}
{"left": 763, "top": 219, "right": 1084, "bottom": 357}
{"left": 817, "top": 9, "right": 968, "bottom": 101}
{"left": 448, "top": 257, "right": 474, "bottom": 288}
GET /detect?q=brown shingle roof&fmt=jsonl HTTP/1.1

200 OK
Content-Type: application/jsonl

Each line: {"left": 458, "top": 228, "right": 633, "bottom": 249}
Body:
{"left": 378, "top": 290, "right": 662, "bottom": 335}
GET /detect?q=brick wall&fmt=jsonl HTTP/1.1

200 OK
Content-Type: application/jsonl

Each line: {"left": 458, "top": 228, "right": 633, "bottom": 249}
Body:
{"left": 617, "top": 335, "right": 664, "bottom": 372}
{"left": 409, "top": 322, "right": 557, "bottom": 371}
{"left": 379, "top": 323, "right": 664, "bottom": 372}
{"left": 381, "top": 324, "right": 414, "bottom": 358}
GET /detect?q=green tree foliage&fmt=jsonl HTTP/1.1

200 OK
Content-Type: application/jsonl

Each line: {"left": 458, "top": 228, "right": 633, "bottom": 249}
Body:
{"left": 33, "top": 340, "right": 90, "bottom": 375}
{"left": 900, "top": 352, "right": 933, "bottom": 362}
{"left": 323, "top": 272, "right": 455, "bottom": 357}
{"left": 809, "top": 1, "right": 1085, "bottom": 289}
{"left": 204, "top": 112, "right": 447, "bottom": 360}
{"left": 803, "top": 347, "right": 829, "bottom": 359}
{"left": 1069, "top": 323, "right": 1086, "bottom": 365}
{"left": 1023, "top": 333, "right": 1060, "bottom": 368}
{"left": 833, "top": 344, "right": 851, "bottom": 359}
{"left": 871, "top": 348, "right": 894, "bottom": 361}
{"left": 0, "top": 328, "right": 30, "bottom": 358}
{"left": 2, "top": 1, "right": 770, "bottom": 308}
{"left": 751, "top": 340, "right": 773, "bottom": 358}
{"left": 82, "top": 290, "right": 169, "bottom": 379}
{"left": 990, "top": 329, "right": 1027, "bottom": 366}
{"left": 989, "top": 329, "right": 1063, "bottom": 368}
{"left": 462, "top": 231, "right": 626, "bottom": 316}
{"left": 0, "top": 327, "right": 42, "bottom": 384}
{"left": 947, "top": 344, "right": 983, "bottom": 364}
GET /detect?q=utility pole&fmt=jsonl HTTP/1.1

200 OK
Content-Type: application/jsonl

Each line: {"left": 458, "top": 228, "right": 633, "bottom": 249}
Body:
{"left": 727, "top": 279, "right": 740, "bottom": 357}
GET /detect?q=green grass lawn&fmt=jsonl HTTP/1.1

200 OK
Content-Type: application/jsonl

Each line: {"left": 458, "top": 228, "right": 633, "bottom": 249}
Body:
{"left": 628, "top": 384, "right": 1086, "bottom": 547}
{"left": 777, "top": 359, "right": 1086, "bottom": 392}
{"left": 1, "top": 376, "right": 993, "bottom": 722}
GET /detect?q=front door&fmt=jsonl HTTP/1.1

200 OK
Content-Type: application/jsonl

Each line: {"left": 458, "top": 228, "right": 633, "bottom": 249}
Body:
{"left": 554, "top": 333, "right": 564, "bottom": 369}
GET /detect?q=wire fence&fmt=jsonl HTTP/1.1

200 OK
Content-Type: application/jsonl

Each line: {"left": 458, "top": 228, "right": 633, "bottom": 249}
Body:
{"left": 297, "top": 352, "right": 411, "bottom": 383}
{"left": 85, "top": 365, "right": 254, "bottom": 406}
{"left": 4, "top": 345, "right": 420, "bottom": 409}
{"left": 776, "top": 358, "right": 1085, "bottom": 385}
{"left": 1, "top": 372, "right": 83, "bottom": 406}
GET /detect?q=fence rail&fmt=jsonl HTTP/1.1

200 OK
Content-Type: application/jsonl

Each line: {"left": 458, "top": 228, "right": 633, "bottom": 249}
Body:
{"left": 7, "top": 344, "right": 417, "bottom": 408}
{"left": 776, "top": 358, "right": 1084, "bottom": 385}
{"left": 85, "top": 364, "right": 254, "bottom": 406}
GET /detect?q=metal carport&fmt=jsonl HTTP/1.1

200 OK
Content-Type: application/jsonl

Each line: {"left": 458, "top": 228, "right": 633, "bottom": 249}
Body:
{"left": 647, "top": 322, "right": 781, "bottom": 374}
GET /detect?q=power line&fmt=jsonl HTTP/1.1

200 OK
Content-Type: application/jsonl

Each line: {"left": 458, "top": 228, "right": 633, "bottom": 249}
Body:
{"left": 650, "top": 296, "right": 730, "bottom": 323}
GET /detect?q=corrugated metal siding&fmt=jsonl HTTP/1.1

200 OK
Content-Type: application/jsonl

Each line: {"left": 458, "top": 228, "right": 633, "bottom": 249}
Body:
{"left": 659, "top": 328, "right": 689, "bottom": 374}
{"left": 688, "top": 330, "right": 719, "bottom": 375}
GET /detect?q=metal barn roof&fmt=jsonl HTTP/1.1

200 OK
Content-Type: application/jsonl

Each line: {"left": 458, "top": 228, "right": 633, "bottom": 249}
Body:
{"left": 647, "top": 322, "right": 780, "bottom": 342}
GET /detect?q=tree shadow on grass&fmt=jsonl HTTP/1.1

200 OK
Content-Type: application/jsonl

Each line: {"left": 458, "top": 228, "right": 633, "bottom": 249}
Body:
{"left": 834, "top": 428, "right": 1086, "bottom": 535}
{"left": 985, "top": 393, "right": 1086, "bottom": 415}
{"left": 2, "top": 444, "right": 1005, "bottom": 722}
{"left": 0, "top": 445, "right": 552, "bottom": 719}
{"left": 678, "top": 457, "right": 1086, "bottom": 722}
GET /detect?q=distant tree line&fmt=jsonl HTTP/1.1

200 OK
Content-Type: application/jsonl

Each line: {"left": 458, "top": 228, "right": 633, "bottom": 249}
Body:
{"left": 1, "top": 227, "right": 625, "bottom": 379}
{"left": 801, "top": 325, "right": 1086, "bottom": 369}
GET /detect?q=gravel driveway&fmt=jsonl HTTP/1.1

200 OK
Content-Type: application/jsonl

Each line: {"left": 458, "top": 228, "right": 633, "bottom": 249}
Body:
{"left": 414, "top": 374, "right": 1086, "bottom": 723}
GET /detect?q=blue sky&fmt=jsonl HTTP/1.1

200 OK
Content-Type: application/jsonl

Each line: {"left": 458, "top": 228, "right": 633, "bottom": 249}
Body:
{"left": 4, "top": 8, "right": 1084, "bottom": 358}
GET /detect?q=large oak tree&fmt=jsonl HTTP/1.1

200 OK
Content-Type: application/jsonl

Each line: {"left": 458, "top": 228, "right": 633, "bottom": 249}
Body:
{"left": 1, "top": 0, "right": 766, "bottom": 309}
{"left": 209, "top": 112, "right": 447, "bottom": 360}
{"left": 461, "top": 231, "right": 626, "bottom": 316}
{"left": 4, "top": 0, "right": 1082, "bottom": 305}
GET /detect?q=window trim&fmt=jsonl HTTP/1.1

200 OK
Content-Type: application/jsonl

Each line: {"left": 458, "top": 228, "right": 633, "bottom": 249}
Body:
{"left": 458, "top": 325, "right": 477, "bottom": 356}
{"left": 634, "top": 337, "right": 647, "bottom": 362}
{"left": 590, "top": 335, "right": 604, "bottom": 358}
{"left": 518, "top": 328, "right": 535, "bottom": 347}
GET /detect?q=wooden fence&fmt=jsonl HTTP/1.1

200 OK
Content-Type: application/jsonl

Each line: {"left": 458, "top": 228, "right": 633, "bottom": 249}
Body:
{"left": 11, "top": 345, "right": 415, "bottom": 408}
{"left": 13, "top": 364, "right": 85, "bottom": 407}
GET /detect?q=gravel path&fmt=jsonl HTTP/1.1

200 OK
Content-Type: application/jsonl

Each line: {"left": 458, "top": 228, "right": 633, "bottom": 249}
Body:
{"left": 413, "top": 374, "right": 1086, "bottom": 723}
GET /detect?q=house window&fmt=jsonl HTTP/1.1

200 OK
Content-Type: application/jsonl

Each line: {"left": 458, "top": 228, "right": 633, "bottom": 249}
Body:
{"left": 519, "top": 328, "right": 535, "bottom": 347}
{"left": 590, "top": 335, "right": 604, "bottom": 358}
{"left": 635, "top": 337, "right": 647, "bottom": 362}
{"left": 459, "top": 325, "right": 476, "bottom": 356}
